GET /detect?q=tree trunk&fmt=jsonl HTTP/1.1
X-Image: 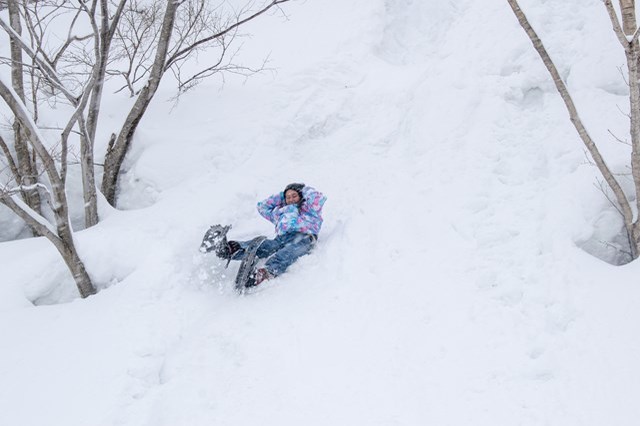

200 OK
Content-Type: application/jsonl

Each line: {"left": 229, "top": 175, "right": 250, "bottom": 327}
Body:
{"left": 0, "top": 193, "right": 96, "bottom": 298}
{"left": 626, "top": 41, "right": 640, "bottom": 231}
{"left": 507, "top": 0, "right": 633, "bottom": 215}
{"left": 8, "top": 0, "right": 42, "bottom": 226}
{"left": 620, "top": 0, "right": 637, "bottom": 35}
{"left": 80, "top": 121, "right": 99, "bottom": 227}
{"left": 102, "top": 0, "right": 179, "bottom": 206}
{"left": 56, "top": 217, "right": 96, "bottom": 298}
{"left": 604, "top": 0, "right": 640, "bottom": 258}
{"left": 620, "top": 0, "right": 640, "bottom": 258}
{"left": 8, "top": 0, "right": 24, "bottom": 101}
{"left": 81, "top": 0, "right": 127, "bottom": 227}
{"left": 81, "top": 6, "right": 107, "bottom": 228}
{"left": 617, "top": 1, "right": 640, "bottom": 201}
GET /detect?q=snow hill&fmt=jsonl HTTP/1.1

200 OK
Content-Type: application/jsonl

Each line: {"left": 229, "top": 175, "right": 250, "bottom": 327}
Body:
{"left": 2, "top": 0, "right": 640, "bottom": 425}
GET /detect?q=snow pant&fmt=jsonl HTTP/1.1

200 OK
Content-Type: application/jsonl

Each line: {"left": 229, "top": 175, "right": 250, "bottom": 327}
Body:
{"left": 232, "top": 232, "right": 316, "bottom": 276}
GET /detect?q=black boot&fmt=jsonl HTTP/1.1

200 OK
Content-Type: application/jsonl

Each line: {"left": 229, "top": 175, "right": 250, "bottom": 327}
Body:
{"left": 225, "top": 240, "right": 242, "bottom": 259}
{"left": 219, "top": 240, "right": 242, "bottom": 260}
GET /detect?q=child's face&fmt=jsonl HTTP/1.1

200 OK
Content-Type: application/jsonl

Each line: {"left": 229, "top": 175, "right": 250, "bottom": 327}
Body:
{"left": 285, "top": 190, "right": 301, "bottom": 205}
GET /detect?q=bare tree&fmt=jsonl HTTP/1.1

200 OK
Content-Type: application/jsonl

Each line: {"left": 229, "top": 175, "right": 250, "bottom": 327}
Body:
{"left": 0, "top": 0, "right": 125, "bottom": 297}
{"left": 101, "top": 0, "right": 291, "bottom": 206}
{"left": 5, "top": 0, "right": 293, "bottom": 213}
{"left": 2, "top": 0, "right": 126, "bottom": 228}
{"left": 0, "top": 0, "right": 293, "bottom": 297}
{"left": 507, "top": 0, "right": 640, "bottom": 261}
{"left": 0, "top": 77, "right": 96, "bottom": 298}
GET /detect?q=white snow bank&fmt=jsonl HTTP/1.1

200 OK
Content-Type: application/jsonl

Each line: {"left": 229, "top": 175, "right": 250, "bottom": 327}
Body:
{"left": 1, "top": 0, "right": 640, "bottom": 425}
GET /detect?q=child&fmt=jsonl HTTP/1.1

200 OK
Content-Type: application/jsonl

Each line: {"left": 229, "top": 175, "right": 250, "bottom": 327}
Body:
{"left": 206, "top": 183, "right": 326, "bottom": 286}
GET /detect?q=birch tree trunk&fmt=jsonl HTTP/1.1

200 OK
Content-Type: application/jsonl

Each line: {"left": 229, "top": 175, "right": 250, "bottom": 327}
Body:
{"left": 507, "top": 0, "right": 640, "bottom": 259}
{"left": 604, "top": 0, "right": 640, "bottom": 257}
{"left": 7, "top": 0, "right": 42, "bottom": 224}
{"left": 620, "top": 0, "right": 637, "bottom": 35}
{"left": 81, "top": 0, "right": 127, "bottom": 227}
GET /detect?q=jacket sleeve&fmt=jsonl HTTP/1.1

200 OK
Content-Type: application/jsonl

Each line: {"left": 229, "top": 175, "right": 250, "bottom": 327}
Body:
{"left": 300, "top": 187, "right": 326, "bottom": 213}
{"left": 257, "top": 192, "right": 285, "bottom": 224}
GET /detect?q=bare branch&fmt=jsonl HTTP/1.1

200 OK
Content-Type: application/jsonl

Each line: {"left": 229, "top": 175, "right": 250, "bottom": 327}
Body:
{"left": 0, "top": 15, "right": 80, "bottom": 104}
{"left": 600, "top": 238, "right": 634, "bottom": 262}
{"left": 0, "top": 192, "right": 58, "bottom": 239}
{"left": 51, "top": 7, "right": 92, "bottom": 67}
{"left": 595, "top": 179, "right": 625, "bottom": 218}
{"left": 0, "top": 134, "right": 20, "bottom": 179}
{"left": 165, "top": 0, "right": 291, "bottom": 69}
{"left": 0, "top": 77, "right": 60, "bottom": 191}
{"left": 604, "top": 0, "right": 632, "bottom": 48}
{"left": 630, "top": 27, "right": 640, "bottom": 44}
{"left": 608, "top": 128, "right": 631, "bottom": 145}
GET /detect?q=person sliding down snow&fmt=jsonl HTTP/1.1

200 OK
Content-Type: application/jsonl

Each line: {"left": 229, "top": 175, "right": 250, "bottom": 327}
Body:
{"left": 207, "top": 183, "right": 326, "bottom": 287}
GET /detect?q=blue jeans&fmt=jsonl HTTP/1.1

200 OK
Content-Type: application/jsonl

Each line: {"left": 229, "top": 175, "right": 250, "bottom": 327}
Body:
{"left": 232, "top": 232, "right": 316, "bottom": 276}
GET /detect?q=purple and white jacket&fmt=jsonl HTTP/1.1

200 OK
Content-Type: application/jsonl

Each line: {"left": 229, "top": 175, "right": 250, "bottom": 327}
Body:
{"left": 257, "top": 186, "right": 326, "bottom": 236}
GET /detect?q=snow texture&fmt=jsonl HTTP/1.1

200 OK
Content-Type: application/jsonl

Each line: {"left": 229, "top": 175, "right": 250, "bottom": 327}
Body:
{"left": 1, "top": 0, "right": 640, "bottom": 425}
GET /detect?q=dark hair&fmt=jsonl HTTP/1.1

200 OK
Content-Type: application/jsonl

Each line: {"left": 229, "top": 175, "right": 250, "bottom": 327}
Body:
{"left": 284, "top": 182, "right": 305, "bottom": 198}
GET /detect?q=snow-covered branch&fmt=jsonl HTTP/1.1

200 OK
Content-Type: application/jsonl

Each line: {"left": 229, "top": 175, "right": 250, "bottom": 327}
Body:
{"left": 604, "top": 0, "right": 634, "bottom": 48}
{"left": 0, "top": 192, "right": 58, "bottom": 239}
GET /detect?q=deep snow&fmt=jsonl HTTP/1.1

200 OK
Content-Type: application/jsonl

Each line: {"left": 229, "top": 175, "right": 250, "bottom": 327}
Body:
{"left": 2, "top": 0, "right": 640, "bottom": 425}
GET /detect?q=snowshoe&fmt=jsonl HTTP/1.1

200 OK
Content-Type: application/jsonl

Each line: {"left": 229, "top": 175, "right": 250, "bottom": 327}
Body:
{"left": 200, "top": 224, "right": 232, "bottom": 256}
{"left": 235, "top": 236, "right": 267, "bottom": 292}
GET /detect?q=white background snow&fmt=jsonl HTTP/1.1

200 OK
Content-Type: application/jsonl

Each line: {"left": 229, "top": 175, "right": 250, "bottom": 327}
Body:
{"left": 1, "top": 0, "right": 640, "bottom": 424}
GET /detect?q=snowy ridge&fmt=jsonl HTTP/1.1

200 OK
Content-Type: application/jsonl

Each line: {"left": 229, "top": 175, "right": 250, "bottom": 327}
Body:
{"left": 1, "top": 0, "right": 640, "bottom": 425}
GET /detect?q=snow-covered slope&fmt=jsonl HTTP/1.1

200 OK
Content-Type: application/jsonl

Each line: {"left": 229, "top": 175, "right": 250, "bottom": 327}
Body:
{"left": 2, "top": 0, "right": 640, "bottom": 425}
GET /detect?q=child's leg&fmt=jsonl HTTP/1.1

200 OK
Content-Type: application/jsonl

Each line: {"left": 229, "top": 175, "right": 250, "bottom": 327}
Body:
{"left": 255, "top": 237, "right": 286, "bottom": 258}
{"left": 264, "top": 234, "right": 315, "bottom": 276}
{"left": 230, "top": 236, "right": 285, "bottom": 261}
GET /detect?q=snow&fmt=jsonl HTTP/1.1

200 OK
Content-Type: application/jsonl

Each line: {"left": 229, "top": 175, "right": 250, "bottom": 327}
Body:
{"left": 2, "top": 0, "right": 640, "bottom": 425}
